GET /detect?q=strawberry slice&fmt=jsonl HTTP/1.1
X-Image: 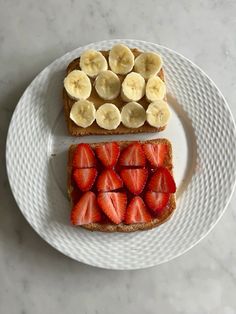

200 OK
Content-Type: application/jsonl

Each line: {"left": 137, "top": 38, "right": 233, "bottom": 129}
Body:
{"left": 148, "top": 167, "right": 176, "bottom": 193}
{"left": 143, "top": 143, "right": 169, "bottom": 167}
{"left": 72, "top": 143, "right": 96, "bottom": 168}
{"left": 97, "top": 192, "right": 127, "bottom": 224}
{"left": 97, "top": 169, "right": 123, "bottom": 192}
{"left": 95, "top": 142, "right": 120, "bottom": 168}
{"left": 145, "top": 191, "right": 170, "bottom": 213}
{"left": 71, "top": 191, "right": 102, "bottom": 225}
{"left": 125, "top": 196, "right": 152, "bottom": 224}
{"left": 73, "top": 168, "right": 97, "bottom": 192}
{"left": 71, "top": 187, "right": 80, "bottom": 204}
{"left": 119, "top": 142, "right": 146, "bottom": 167}
{"left": 120, "top": 168, "right": 148, "bottom": 195}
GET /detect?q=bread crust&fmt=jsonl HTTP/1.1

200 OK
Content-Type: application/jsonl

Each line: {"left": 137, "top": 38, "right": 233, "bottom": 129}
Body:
{"left": 63, "top": 48, "right": 167, "bottom": 136}
{"left": 68, "top": 139, "right": 176, "bottom": 232}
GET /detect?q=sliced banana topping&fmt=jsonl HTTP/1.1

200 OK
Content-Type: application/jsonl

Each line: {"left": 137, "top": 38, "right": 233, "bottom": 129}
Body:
{"left": 121, "top": 102, "right": 146, "bottom": 128}
{"left": 109, "top": 44, "right": 134, "bottom": 75}
{"left": 146, "top": 100, "right": 171, "bottom": 128}
{"left": 146, "top": 76, "right": 166, "bottom": 102}
{"left": 95, "top": 70, "right": 121, "bottom": 100}
{"left": 64, "top": 70, "right": 92, "bottom": 100}
{"left": 70, "top": 100, "right": 96, "bottom": 128}
{"left": 121, "top": 72, "right": 145, "bottom": 102}
{"left": 134, "top": 52, "right": 163, "bottom": 79}
{"left": 80, "top": 49, "right": 108, "bottom": 78}
{"left": 95, "top": 103, "right": 121, "bottom": 130}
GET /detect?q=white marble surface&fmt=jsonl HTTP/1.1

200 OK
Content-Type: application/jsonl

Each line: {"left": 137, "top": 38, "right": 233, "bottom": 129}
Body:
{"left": 1, "top": 0, "right": 236, "bottom": 313}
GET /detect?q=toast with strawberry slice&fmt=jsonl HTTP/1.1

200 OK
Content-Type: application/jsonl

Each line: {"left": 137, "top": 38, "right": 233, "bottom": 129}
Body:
{"left": 67, "top": 139, "right": 176, "bottom": 232}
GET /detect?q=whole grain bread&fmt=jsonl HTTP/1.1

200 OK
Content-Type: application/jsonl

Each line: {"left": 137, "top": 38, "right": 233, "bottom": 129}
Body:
{"left": 67, "top": 139, "right": 176, "bottom": 232}
{"left": 63, "top": 48, "right": 167, "bottom": 136}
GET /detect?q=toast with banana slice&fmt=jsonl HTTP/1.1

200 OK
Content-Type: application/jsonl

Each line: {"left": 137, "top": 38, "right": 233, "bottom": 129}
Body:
{"left": 63, "top": 45, "right": 171, "bottom": 136}
{"left": 68, "top": 139, "right": 176, "bottom": 232}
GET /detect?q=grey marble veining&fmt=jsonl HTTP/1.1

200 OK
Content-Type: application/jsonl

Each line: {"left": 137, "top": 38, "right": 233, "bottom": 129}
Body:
{"left": 1, "top": 0, "right": 236, "bottom": 313}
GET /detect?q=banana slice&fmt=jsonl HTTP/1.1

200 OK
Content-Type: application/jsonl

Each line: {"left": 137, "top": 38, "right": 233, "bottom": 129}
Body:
{"left": 134, "top": 52, "right": 163, "bottom": 79}
{"left": 80, "top": 49, "right": 108, "bottom": 78}
{"left": 146, "top": 76, "right": 166, "bottom": 102}
{"left": 95, "top": 70, "right": 121, "bottom": 100}
{"left": 146, "top": 100, "right": 171, "bottom": 128}
{"left": 121, "top": 102, "right": 146, "bottom": 128}
{"left": 70, "top": 100, "right": 96, "bottom": 128}
{"left": 121, "top": 72, "right": 145, "bottom": 102}
{"left": 109, "top": 44, "right": 134, "bottom": 75}
{"left": 64, "top": 70, "right": 92, "bottom": 100}
{"left": 96, "top": 103, "right": 121, "bottom": 130}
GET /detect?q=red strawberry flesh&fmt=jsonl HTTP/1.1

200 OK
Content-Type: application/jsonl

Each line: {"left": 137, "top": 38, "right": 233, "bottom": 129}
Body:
{"left": 148, "top": 167, "right": 176, "bottom": 193}
{"left": 97, "top": 192, "right": 127, "bottom": 224}
{"left": 71, "top": 191, "right": 102, "bottom": 225}
{"left": 73, "top": 168, "right": 97, "bottom": 192}
{"left": 97, "top": 169, "right": 123, "bottom": 192}
{"left": 145, "top": 191, "right": 170, "bottom": 213}
{"left": 119, "top": 142, "right": 146, "bottom": 167}
{"left": 95, "top": 142, "right": 120, "bottom": 168}
{"left": 72, "top": 143, "right": 96, "bottom": 168}
{"left": 143, "top": 143, "right": 169, "bottom": 167}
{"left": 125, "top": 196, "right": 152, "bottom": 224}
{"left": 120, "top": 168, "right": 148, "bottom": 195}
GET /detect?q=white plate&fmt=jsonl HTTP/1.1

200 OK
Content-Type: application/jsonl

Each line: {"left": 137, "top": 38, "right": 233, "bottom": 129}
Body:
{"left": 6, "top": 39, "right": 236, "bottom": 270}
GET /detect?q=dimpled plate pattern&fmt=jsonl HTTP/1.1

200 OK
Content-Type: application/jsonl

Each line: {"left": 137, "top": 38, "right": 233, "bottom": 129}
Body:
{"left": 6, "top": 39, "right": 236, "bottom": 269}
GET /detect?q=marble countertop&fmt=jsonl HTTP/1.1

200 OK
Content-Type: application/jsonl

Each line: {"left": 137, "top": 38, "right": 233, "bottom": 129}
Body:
{"left": 1, "top": 1, "right": 236, "bottom": 313}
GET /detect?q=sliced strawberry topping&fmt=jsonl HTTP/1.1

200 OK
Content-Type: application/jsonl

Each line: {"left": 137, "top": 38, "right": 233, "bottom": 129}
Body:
{"left": 72, "top": 143, "right": 96, "bottom": 168}
{"left": 97, "top": 192, "right": 127, "bottom": 224}
{"left": 119, "top": 142, "right": 146, "bottom": 167}
{"left": 125, "top": 196, "right": 152, "bottom": 224}
{"left": 148, "top": 167, "right": 176, "bottom": 193}
{"left": 71, "top": 187, "right": 80, "bottom": 204}
{"left": 96, "top": 169, "right": 123, "bottom": 192}
{"left": 120, "top": 168, "right": 148, "bottom": 195}
{"left": 73, "top": 168, "right": 97, "bottom": 192}
{"left": 143, "top": 143, "right": 169, "bottom": 167}
{"left": 71, "top": 191, "right": 102, "bottom": 225}
{"left": 145, "top": 191, "right": 170, "bottom": 213}
{"left": 95, "top": 142, "right": 120, "bottom": 168}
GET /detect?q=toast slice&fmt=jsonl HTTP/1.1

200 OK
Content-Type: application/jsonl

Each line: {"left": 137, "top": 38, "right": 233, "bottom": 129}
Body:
{"left": 63, "top": 48, "right": 167, "bottom": 136}
{"left": 67, "top": 139, "right": 176, "bottom": 232}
